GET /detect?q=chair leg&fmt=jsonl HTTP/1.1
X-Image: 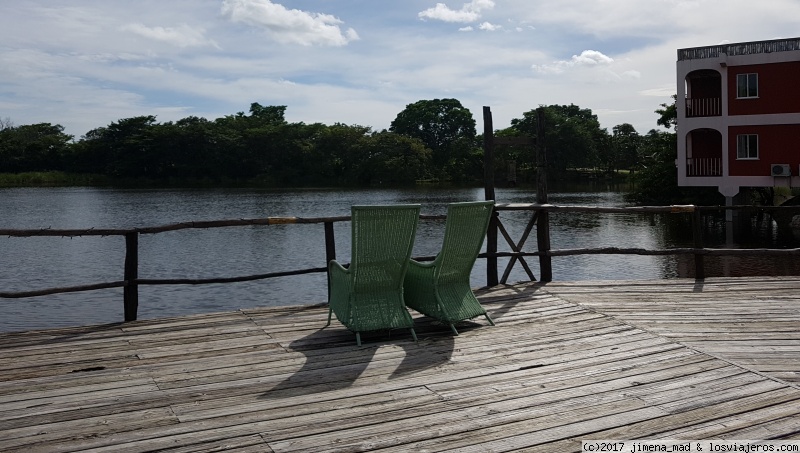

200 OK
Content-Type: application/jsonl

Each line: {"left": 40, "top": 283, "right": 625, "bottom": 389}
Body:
{"left": 410, "top": 328, "right": 418, "bottom": 342}
{"left": 356, "top": 332, "right": 362, "bottom": 346}
{"left": 325, "top": 306, "right": 332, "bottom": 327}
{"left": 485, "top": 313, "right": 495, "bottom": 326}
{"left": 449, "top": 323, "right": 459, "bottom": 335}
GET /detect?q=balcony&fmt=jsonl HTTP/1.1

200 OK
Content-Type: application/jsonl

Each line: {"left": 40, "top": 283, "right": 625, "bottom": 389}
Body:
{"left": 687, "top": 158, "right": 722, "bottom": 177}
{"left": 678, "top": 37, "right": 800, "bottom": 61}
{"left": 685, "top": 97, "right": 721, "bottom": 118}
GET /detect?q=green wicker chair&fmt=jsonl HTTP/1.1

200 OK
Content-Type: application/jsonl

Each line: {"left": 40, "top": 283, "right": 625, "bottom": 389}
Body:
{"left": 326, "top": 204, "right": 421, "bottom": 346}
{"left": 404, "top": 200, "right": 495, "bottom": 335}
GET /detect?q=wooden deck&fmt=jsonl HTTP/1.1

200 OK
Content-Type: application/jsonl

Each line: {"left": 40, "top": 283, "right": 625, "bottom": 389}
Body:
{"left": 1, "top": 277, "right": 799, "bottom": 452}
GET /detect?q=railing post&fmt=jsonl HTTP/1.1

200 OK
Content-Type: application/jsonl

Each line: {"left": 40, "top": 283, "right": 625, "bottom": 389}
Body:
{"left": 536, "top": 107, "right": 553, "bottom": 282}
{"left": 483, "top": 106, "right": 499, "bottom": 287}
{"left": 324, "top": 221, "right": 336, "bottom": 302}
{"left": 692, "top": 208, "right": 705, "bottom": 279}
{"left": 124, "top": 232, "right": 139, "bottom": 322}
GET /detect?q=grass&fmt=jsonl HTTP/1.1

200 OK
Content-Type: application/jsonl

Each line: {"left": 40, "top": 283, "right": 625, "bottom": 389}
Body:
{"left": 0, "top": 172, "right": 110, "bottom": 187}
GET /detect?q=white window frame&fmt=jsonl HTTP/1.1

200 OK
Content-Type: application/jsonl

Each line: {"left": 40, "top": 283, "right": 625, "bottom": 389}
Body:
{"left": 737, "top": 73, "right": 758, "bottom": 99}
{"left": 736, "top": 134, "right": 758, "bottom": 160}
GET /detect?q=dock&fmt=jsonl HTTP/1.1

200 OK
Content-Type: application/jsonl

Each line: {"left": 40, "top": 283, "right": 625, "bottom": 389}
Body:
{"left": 1, "top": 277, "right": 800, "bottom": 452}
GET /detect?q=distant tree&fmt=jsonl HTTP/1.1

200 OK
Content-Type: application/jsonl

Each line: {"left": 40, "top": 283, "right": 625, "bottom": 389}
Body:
{"left": 73, "top": 116, "right": 159, "bottom": 178}
{"left": 656, "top": 95, "right": 678, "bottom": 130}
{"left": 308, "top": 123, "right": 372, "bottom": 183}
{"left": 389, "top": 98, "right": 476, "bottom": 173}
{"left": 0, "top": 123, "right": 73, "bottom": 172}
{"left": 511, "top": 104, "right": 608, "bottom": 174}
{"left": 248, "top": 103, "right": 287, "bottom": 125}
{"left": 0, "top": 117, "right": 13, "bottom": 131}
{"left": 360, "top": 131, "right": 432, "bottom": 184}
{"left": 611, "top": 123, "right": 640, "bottom": 173}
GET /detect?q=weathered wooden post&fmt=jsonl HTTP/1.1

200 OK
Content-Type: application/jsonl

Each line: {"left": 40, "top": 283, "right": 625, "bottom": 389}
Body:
{"left": 536, "top": 107, "right": 553, "bottom": 282}
{"left": 483, "top": 106, "right": 499, "bottom": 287}
{"left": 123, "top": 232, "right": 139, "bottom": 322}
{"left": 692, "top": 208, "right": 705, "bottom": 279}
{"left": 324, "top": 221, "right": 336, "bottom": 301}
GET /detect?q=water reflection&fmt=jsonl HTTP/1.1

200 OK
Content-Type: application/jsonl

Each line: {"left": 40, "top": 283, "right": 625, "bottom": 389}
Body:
{"left": 1, "top": 185, "right": 798, "bottom": 332}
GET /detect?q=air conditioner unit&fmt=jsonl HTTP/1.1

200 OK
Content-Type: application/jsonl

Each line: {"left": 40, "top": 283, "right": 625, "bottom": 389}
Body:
{"left": 771, "top": 164, "right": 791, "bottom": 177}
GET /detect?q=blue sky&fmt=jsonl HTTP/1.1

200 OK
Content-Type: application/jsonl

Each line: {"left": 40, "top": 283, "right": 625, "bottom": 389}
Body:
{"left": 1, "top": 0, "right": 799, "bottom": 138}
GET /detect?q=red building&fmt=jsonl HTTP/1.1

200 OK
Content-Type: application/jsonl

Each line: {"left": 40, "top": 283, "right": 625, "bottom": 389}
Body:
{"left": 677, "top": 38, "right": 800, "bottom": 200}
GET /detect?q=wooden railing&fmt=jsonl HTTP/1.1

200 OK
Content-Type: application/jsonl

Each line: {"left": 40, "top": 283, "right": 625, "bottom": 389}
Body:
{"left": 687, "top": 158, "right": 722, "bottom": 176}
{"left": 685, "top": 97, "right": 721, "bottom": 117}
{"left": 3, "top": 204, "right": 800, "bottom": 322}
{"left": 678, "top": 37, "right": 800, "bottom": 60}
{"left": 0, "top": 214, "right": 454, "bottom": 322}
{"left": 491, "top": 204, "right": 800, "bottom": 288}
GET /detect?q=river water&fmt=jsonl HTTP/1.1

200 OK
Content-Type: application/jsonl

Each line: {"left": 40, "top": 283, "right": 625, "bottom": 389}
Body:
{"left": 1, "top": 185, "right": 798, "bottom": 332}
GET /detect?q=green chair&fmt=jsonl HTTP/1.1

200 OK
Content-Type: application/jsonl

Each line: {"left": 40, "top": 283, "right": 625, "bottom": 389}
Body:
{"left": 326, "top": 204, "right": 421, "bottom": 346}
{"left": 404, "top": 200, "right": 495, "bottom": 335}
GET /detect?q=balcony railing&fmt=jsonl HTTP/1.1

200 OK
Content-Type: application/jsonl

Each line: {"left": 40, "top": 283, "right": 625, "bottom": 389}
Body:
{"left": 679, "top": 37, "right": 800, "bottom": 61}
{"left": 686, "top": 97, "right": 722, "bottom": 118}
{"left": 687, "top": 158, "right": 722, "bottom": 177}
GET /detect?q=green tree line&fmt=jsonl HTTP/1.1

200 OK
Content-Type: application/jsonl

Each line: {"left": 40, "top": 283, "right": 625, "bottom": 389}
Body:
{"left": 0, "top": 98, "right": 702, "bottom": 203}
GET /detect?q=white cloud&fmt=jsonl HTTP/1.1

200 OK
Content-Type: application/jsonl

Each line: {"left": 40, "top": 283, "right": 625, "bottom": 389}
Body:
{"left": 573, "top": 50, "right": 614, "bottom": 66}
{"left": 622, "top": 70, "right": 642, "bottom": 79}
{"left": 478, "top": 22, "right": 501, "bottom": 31}
{"left": 221, "top": 0, "right": 358, "bottom": 46}
{"left": 418, "top": 0, "right": 496, "bottom": 23}
{"left": 639, "top": 85, "right": 677, "bottom": 98}
{"left": 4, "top": 0, "right": 800, "bottom": 140}
{"left": 122, "top": 23, "right": 219, "bottom": 48}
{"left": 533, "top": 50, "right": 615, "bottom": 74}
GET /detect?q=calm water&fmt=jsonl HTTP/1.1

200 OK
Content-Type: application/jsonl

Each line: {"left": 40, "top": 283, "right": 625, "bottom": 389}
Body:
{"left": 1, "top": 185, "right": 798, "bottom": 332}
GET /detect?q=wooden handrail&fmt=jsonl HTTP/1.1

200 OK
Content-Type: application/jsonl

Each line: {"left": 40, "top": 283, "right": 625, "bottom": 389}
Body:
{"left": 3, "top": 205, "right": 800, "bottom": 322}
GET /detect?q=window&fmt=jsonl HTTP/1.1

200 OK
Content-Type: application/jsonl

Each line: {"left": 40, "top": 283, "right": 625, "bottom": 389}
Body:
{"left": 737, "top": 73, "right": 758, "bottom": 98}
{"left": 737, "top": 134, "right": 758, "bottom": 159}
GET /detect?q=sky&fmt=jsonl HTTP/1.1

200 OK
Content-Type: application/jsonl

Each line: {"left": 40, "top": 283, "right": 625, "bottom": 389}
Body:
{"left": 1, "top": 0, "right": 799, "bottom": 139}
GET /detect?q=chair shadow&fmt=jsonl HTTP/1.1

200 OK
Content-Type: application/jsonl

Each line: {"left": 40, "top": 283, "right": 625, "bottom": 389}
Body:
{"left": 389, "top": 325, "right": 455, "bottom": 380}
{"left": 260, "top": 322, "right": 457, "bottom": 400}
{"left": 477, "top": 281, "right": 547, "bottom": 321}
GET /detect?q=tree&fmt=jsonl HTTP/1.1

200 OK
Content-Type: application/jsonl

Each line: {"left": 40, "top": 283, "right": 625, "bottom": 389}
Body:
{"left": 511, "top": 104, "right": 609, "bottom": 174}
{"left": 656, "top": 95, "right": 678, "bottom": 130}
{"left": 0, "top": 123, "right": 73, "bottom": 173}
{"left": 74, "top": 116, "right": 159, "bottom": 178}
{"left": 248, "top": 103, "right": 286, "bottom": 125}
{"left": 359, "top": 131, "right": 431, "bottom": 184}
{"left": 307, "top": 123, "right": 372, "bottom": 184}
{"left": 389, "top": 99, "right": 476, "bottom": 173}
{"left": 0, "top": 117, "right": 13, "bottom": 131}
{"left": 611, "top": 123, "right": 640, "bottom": 174}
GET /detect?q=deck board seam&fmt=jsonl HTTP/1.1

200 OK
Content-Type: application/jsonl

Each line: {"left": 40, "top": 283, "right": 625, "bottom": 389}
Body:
{"left": 539, "top": 287, "right": 800, "bottom": 392}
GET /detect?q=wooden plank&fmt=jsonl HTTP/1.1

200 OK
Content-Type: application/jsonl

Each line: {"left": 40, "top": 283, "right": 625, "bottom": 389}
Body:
{"left": 0, "top": 278, "right": 799, "bottom": 452}
{"left": 586, "top": 388, "right": 800, "bottom": 441}
{"left": 0, "top": 407, "right": 178, "bottom": 451}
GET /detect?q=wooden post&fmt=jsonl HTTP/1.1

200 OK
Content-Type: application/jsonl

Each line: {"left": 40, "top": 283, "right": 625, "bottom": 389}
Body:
{"left": 483, "top": 106, "right": 499, "bottom": 287}
{"left": 536, "top": 107, "right": 553, "bottom": 282}
{"left": 324, "top": 221, "right": 336, "bottom": 302}
{"left": 123, "top": 232, "right": 139, "bottom": 322}
{"left": 693, "top": 208, "right": 705, "bottom": 279}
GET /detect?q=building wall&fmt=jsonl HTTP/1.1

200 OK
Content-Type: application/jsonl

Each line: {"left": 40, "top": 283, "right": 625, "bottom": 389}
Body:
{"left": 728, "top": 61, "right": 800, "bottom": 116}
{"left": 677, "top": 42, "right": 800, "bottom": 194}
{"left": 728, "top": 123, "right": 800, "bottom": 176}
